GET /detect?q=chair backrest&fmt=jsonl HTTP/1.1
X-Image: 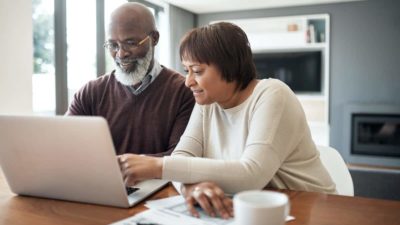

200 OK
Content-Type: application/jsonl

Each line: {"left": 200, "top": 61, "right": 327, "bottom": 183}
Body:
{"left": 317, "top": 145, "right": 354, "bottom": 196}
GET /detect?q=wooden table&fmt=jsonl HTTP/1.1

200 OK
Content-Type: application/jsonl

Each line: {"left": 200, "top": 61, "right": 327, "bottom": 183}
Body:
{"left": 1, "top": 170, "right": 400, "bottom": 225}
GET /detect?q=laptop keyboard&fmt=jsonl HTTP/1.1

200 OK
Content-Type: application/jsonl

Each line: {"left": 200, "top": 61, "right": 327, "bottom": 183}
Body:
{"left": 126, "top": 187, "right": 139, "bottom": 195}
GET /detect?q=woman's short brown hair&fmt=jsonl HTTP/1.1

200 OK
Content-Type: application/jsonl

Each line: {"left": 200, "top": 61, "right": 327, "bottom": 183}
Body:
{"left": 179, "top": 22, "right": 257, "bottom": 91}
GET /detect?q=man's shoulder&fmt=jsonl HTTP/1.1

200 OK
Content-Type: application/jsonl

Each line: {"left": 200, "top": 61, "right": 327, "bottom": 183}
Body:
{"left": 81, "top": 72, "right": 117, "bottom": 88}
{"left": 89, "top": 72, "right": 115, "bottom": 84}
{"left": 158, "top": 66, "right": 186, "bottom": 83}
{"left": 151, "top": 66, "right": 193, "bottom": 103}
{"left": 76, "top": 72, "right": 120, "bottom": 96}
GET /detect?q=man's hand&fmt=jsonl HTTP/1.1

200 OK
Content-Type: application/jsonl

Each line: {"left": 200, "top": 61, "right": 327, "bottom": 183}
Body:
{"left": 182, "top": 182, "right": 233, "bottom": 219}
{"left": 117, "top": 154, "right": 163, "bottom": 186}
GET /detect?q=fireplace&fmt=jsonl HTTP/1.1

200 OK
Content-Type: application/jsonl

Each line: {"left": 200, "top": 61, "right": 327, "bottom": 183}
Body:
{"left": 352, "top": 114, "right": 400, "bottom": 157}
{"left": 343, "top": 104, "right": 400, "bottom": 168}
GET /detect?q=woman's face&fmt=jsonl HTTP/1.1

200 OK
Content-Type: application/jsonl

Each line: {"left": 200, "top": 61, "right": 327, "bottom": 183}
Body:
{"left": 182, "top": 59, "right": 238, "bottom": 108}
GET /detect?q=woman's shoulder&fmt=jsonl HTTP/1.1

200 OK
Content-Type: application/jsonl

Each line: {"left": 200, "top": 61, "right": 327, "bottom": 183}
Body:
{"left": 257, "top": 78, "right": 288, "bottom": 90}
{"left": 254, "top": 78, "right": 293, "bottom": 98}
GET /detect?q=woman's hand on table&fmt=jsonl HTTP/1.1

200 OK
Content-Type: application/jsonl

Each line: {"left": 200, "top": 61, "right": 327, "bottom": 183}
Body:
{"left": 181, "top": 182, "right": 233, "bottom": 219}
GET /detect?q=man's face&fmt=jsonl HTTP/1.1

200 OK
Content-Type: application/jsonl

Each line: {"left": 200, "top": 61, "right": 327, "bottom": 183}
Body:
{"left": 114, "top": 44, "right": 153, "bottom": 86}
{"left": 106, "top": 24, "right": 154, "bottom": 82}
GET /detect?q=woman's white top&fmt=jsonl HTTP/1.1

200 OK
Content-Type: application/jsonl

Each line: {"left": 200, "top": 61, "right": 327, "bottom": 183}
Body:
{"left": 162, "top": 79, "right": 336, "bottom": 194}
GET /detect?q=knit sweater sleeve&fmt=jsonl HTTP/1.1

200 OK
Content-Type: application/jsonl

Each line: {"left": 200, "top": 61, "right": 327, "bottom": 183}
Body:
{"left": 162, "top": 82, "right": 303, "bottom": 194}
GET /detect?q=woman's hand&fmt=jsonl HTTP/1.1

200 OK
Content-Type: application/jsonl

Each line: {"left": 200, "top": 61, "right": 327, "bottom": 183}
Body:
{"left": 182, "top": 182, "right": 233, "bottom": 219}
{"left": 117, "top": 154, "right": 163, "bottom": 186}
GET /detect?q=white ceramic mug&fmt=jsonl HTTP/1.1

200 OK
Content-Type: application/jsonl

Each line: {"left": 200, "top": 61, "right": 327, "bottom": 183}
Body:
{"left": 233, "top": 190, "right": 289, "bottom": 225}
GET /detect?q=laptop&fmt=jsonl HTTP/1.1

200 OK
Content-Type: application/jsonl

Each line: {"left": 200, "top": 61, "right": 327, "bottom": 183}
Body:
{"left": 0, "top": 115, "right": 168, "bottom": 208}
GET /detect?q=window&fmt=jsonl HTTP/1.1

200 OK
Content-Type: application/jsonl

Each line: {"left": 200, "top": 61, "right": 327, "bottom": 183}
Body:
{"left": 66, "top": 0, "right": 97, "bottom": 104}
{"left": 32, "top": 0, "right": 55, "bottom": 114}
{"left": 32, "top": 0, "right": 167, "bottom": 115}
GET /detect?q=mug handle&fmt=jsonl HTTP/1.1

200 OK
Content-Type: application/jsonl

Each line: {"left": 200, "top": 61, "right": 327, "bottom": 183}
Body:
{"left": 285, "top": 199, "right": 290, "bottom": 218}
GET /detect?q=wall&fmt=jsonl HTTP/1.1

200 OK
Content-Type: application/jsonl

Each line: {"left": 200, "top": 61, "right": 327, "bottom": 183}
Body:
{"left": 168, "top": 5, "right": 196, "bottom": 73}
{"left": 0, "top": 0, "right": 33, "bottom": 114}
{"left": 196, "top": 0, "right": 400, "bottom": 155}
{"left": 171, "top": 0, "right": 400, "bottom": 199}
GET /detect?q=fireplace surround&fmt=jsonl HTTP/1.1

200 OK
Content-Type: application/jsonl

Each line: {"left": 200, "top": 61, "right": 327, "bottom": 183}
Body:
{"left": 343, "top": 104, "right": 400, "bottom": 168}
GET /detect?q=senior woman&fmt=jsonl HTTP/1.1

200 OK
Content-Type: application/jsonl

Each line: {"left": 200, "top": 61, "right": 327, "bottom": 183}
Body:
{"left": 118, "top": 22, "right": 336, "bottom": 219}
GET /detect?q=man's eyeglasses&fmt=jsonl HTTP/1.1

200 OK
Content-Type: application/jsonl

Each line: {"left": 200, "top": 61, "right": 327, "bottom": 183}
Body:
{"left": 104, "top": 35, "right": 150, "bottom": 52}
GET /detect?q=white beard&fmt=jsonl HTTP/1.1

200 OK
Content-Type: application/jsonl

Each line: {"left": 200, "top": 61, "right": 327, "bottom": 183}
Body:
{"left": 114, "top": 45, "right": 153, "bottom": 86}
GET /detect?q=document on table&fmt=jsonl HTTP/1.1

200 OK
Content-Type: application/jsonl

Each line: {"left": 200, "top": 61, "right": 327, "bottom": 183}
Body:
{"left": 110, "top": 195, "right": 295, "bottom": 225}
{"left": 146, "top": 196, "right": 233, "bottom": 225}
{"left": 110, "top": 208, "right": 212, "bottom": 225}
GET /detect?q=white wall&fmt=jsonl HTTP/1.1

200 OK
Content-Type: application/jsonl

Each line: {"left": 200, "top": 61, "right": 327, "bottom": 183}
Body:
{"left": 0, "top": 0, "right": 33, "bottom": 114}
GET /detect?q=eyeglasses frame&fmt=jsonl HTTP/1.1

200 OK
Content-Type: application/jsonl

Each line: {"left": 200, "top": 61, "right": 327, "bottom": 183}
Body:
{"left": 103, "top": 34, "right": 151, "bottom": 52}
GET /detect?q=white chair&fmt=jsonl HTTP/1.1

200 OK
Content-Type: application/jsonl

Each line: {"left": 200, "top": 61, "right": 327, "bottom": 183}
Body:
{"left": 317, "top": 145, "right": 354, "bottom": 196}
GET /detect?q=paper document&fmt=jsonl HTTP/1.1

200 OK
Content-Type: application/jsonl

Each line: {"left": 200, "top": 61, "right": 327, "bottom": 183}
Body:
{"left": 110, "top": 195, "right": 295, "bottom": 225}
{"left": 110, "top": 208, "right": 211, "bottom": 225}
{"left": 146, "top": 195, "right": 232, "bottom": 225}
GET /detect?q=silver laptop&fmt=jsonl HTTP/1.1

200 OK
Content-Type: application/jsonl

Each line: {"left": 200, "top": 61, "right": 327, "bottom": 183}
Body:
{"left": 0, "top": 115, "right": 168, "bottom": 208}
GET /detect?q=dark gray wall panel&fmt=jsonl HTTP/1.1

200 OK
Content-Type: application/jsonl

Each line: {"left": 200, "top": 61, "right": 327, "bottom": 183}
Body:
{"left": 195, "top": 0, "right": 400, "bottom": 154}
{"left": 168, "top": 5, "right": 196, "bottom": 73}
{"left": 170, "top": 0, "right": 400, "bottom": 199}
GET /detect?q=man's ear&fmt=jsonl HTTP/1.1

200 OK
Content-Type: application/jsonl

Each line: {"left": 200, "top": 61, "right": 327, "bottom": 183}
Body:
{"left": 151, "top": 31, "right": 160, "bottom": 46}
